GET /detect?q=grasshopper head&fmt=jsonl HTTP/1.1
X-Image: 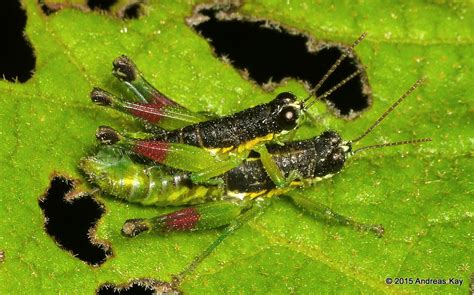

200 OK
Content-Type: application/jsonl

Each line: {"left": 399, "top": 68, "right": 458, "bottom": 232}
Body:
{"left": 271, "top": 92, "right": 304, "bottom": 131}
{"left": 313, "top": 131, "right": 349, "bottom": 177}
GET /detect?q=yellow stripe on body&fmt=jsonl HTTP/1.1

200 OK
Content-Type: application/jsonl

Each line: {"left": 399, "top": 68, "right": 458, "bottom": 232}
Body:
{"left": 207, "top": 134, "right": 275, "bottom": 155}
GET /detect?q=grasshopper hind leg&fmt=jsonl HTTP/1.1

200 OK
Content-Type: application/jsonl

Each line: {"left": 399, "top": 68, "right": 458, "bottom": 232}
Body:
{"left": 91, "top": 55, "right": 214, "bottom": 130}
{"left": 122, "top": 198, "right": 271, "bottom": 288}
{"left": 171, "top": 198, "right": 270, "bottom": 288}
{"left": 121, "top": 199, "right": 256, "bottom": 237}
{"left": 112, "top": 55, "right": 179, "bottom": 105}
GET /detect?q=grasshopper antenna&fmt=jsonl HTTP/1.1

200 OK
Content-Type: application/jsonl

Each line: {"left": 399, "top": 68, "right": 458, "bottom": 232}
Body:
{"left": 352, "top": 138, "right": 432, "bottom": 154}
{"left": 351, "top": 78, "right": 424, "bottom": 143}
{"left": 305, "top": 68, "right": 363, "bottom": 110}
{"left": 303, "top": 32, "right": 367, "bottom": 109}
{"left": 347, "top": 78, "right": 431, "bottom": 154}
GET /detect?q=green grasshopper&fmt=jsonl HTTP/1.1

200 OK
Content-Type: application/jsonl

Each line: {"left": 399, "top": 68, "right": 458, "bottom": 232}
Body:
{"left": 90, "top": 33, "right": 368, "bottom": 184}
{"left": 81, "top": 79, "right": 430, "bottom": 289}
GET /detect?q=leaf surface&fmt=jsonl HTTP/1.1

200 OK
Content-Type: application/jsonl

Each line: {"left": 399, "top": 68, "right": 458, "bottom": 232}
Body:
{"left": 0, "top": 0, "right": 472, "bottom": 293}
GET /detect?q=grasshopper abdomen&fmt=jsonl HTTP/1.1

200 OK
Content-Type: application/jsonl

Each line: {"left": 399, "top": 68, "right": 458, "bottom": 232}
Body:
{"left": 80, "top": 147, "right": 224, "bottom": 206}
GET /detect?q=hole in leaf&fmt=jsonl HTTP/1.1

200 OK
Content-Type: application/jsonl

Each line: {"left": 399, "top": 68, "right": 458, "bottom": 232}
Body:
{"left": 39, "top": 175, "right": 112, "bottom": 266}
{"left": 39, "top": 0, "right": 143, "bottom": 19}
{"left": 188, "top": 4, "right": 371, "bottom": 118}
{"left": 87, "top": 0, "right": 117, "bottom": 11}
{"left": 0, "top": 0, "right": 35, "bottom": 83}
{"left": 97, "top": 279, "right": 179, "bottom": 295}
{"left": 38, "top": 0, "right": 56, "bottom": 15}
{"left": 122, "top": 2, "right": 142, "bottom": 19}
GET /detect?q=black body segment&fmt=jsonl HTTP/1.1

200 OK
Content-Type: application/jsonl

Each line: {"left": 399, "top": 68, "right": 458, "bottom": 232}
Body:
{"left": 153, "top": 93, "right": 300, "bottom": 148}
{"left": 223, "top": 131, "right": 347, "bottom": 192}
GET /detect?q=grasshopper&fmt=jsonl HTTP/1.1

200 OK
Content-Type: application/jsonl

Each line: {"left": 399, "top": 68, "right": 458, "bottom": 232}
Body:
{"left": 81, "top": 79, "right": 430, "bottom": 289}
{"left": 90, "top": 34, "right": 368, "bottom": 183}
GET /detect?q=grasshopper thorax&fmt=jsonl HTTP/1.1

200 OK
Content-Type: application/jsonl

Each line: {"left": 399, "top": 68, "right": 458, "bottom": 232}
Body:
{"left": 270, "top": 92, "right": 303, "bottom": 131}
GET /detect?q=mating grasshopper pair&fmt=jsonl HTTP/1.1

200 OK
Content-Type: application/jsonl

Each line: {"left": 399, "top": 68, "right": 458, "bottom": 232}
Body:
{"left": 80, "top": 33, "right": 430, "bottom": 288}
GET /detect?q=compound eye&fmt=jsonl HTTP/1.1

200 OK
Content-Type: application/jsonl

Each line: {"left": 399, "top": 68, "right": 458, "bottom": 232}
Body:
{"left": 277, "top": 106, "right": 299, "bottom": 130}
{"left": 275, "top": 92, "right": 297, "bottom": 105}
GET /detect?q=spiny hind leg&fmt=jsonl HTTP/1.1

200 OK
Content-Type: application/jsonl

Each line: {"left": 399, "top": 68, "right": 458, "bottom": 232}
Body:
{"left": 112, "top": 55, "right": 179, "bottom": 105}
{"left": 91, "top": 56, "right": 212, "bottom": 129}
{"left": 121, "top": 199, "right": 262, "bottom": 237}
{"left": 170, "top": 198, "right": 271, "bottom": 287}
{"left": 286, "top": 192, "right": 384, "bottom": 237}
{"left": 96, "top": 126, "right": 247, "bottom": 174}
{"left": 121, "top": 198, "right": 271, "bottom": 289}
{"left": 111, "top": 55, "right": 215, "bottom": 123}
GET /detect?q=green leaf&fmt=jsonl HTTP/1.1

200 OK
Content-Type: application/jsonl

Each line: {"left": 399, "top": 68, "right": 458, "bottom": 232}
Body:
{"left": 1, "top": 0, "right": 472, "bottom": 293}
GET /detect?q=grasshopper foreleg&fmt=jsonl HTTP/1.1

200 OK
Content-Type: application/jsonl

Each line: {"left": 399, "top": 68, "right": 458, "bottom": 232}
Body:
{"left": 254, "top": 144, "right": 302, "bottom": 188}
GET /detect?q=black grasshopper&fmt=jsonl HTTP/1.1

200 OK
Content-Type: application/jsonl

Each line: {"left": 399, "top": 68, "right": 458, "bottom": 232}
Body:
{"left": 91, "top": 34, "right": 368, "bottom": 181}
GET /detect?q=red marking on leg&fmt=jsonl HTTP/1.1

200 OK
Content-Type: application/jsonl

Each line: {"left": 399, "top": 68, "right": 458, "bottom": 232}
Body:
{"left": 126, "top": 103, "right": 166, "bottom": 123}
{"left": 152, "top": 91, "right": 178, "bottom": 107}
{"left": 163, "top": 207, "right": 200, "bottom": 231}
{"left": 133, "top": 141, "right": 170, "bottom": 163}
